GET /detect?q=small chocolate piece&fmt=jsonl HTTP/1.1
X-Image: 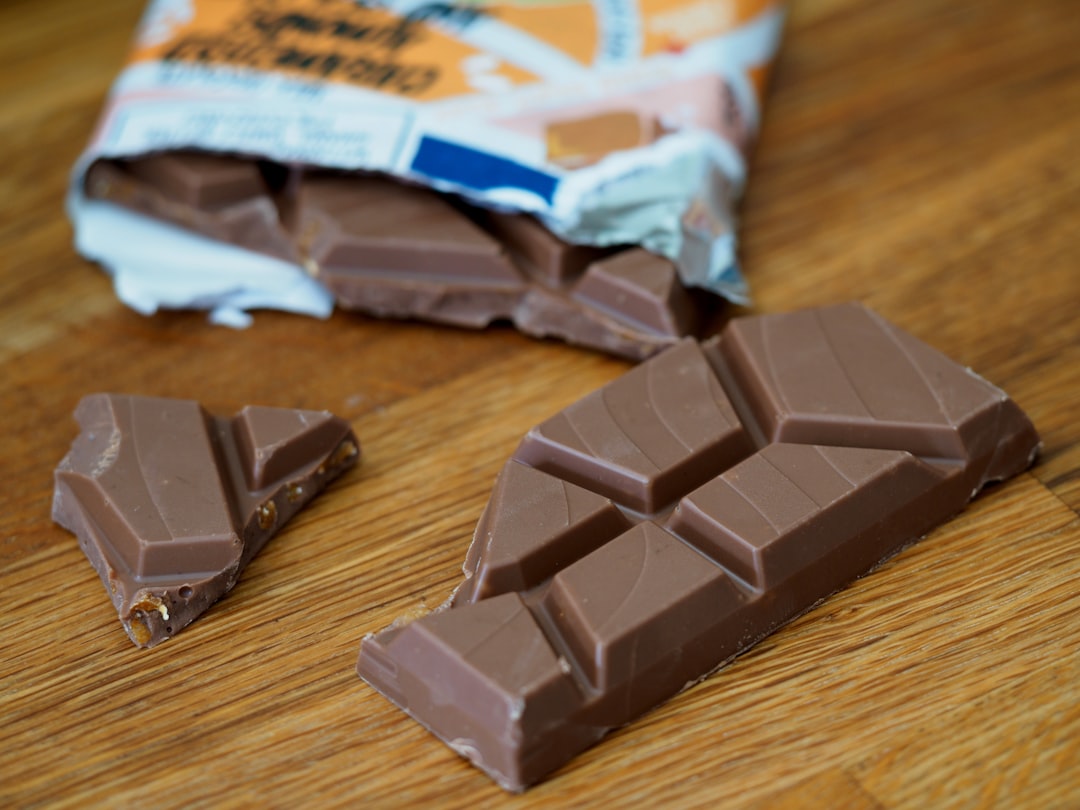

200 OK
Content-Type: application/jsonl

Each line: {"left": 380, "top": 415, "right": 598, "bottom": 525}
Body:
{"left": 52, "top": 394, "right": 359, "bottom": 648}
{"left": 357, "top": 303, "right": 1039, "bottom": 791}
{"left": 84, "top": 152, "right": 298, "bottom": 262}
{"left": 571, "top": 249, "right": 701, "bottom": 339}
{"left": 512, "top": 338, "right": 751, "bottom": 513}
{"left": 482, "top": 211, "right": 609, "bottom": 285}
{"left": 125, "top": 152, "right": 268, "bottom": 208}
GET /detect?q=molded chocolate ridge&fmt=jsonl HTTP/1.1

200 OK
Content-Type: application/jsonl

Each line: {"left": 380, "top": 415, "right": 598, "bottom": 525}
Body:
{"left": 296, "top": 174, "right": 526, "bottom": 328}
{"left": 357, "top": 303, "right": 1039, "bottom": 791}
{"left": 53, "top": 394, "right": 359, "bottom": 648}
{"left": 85, "top": 152, "right": 299, "bottom": 262}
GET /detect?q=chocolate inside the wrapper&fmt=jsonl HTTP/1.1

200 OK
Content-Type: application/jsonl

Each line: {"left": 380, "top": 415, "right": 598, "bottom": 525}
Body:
{"left": 85, "top": 151, "right": 721, "bottom": 359}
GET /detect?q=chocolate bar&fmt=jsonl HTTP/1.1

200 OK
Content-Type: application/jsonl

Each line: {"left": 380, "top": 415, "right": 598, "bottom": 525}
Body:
{"left": 85, "top": 152, "right": 715, "bottom": 359}
{"left": 52, "top": 394, "right": 359, "bottom": 648}
{"left": 356, "top": 303, "right": 1039, "bottom": 791}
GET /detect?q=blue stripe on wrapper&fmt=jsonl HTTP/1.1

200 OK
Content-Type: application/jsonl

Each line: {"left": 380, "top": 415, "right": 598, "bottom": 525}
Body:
{"left": 410, "top": 136, "right": 559, "bottom": 203}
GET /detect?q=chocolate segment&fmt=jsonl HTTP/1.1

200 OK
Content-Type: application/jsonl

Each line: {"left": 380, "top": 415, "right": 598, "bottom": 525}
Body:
{"left": 540, "top": 521, "right": 746, "bottom": 697}
{"left": 232, "top": 405, "right": 352, "bottom": 491}
{"left": 708, "top": 304, "right": 1035, "bottom": 488}
{"left": 454, "top": 461, "right": 632, "bottom": 604}
{"left": 482, "top": 211, "right": 609, "bottom": 285}
{"left": 667, "top": 444, "right": 948, "bottom": 592}
{"left": 358, "top": 592, "right": 587, "bottom": 783}
{"left": 572, "top": 249, "right": 701, "bottom": 337}
{"left": 85, "top": 152, "right": 298, "bottom": 261}
{"left": 357, "top": 303, "right": 1039, "bottom": 791}
{"left": 296, "top": 174, "right": 526, "bottom": 328}
{"left": 124, "top": 152, "right": 267, "bottom": 208}
{"left": 53, "top": 394, "right": 359, "bottom": 648}
{"left": 513, "top": 338, "right": 752, "bottom": 513}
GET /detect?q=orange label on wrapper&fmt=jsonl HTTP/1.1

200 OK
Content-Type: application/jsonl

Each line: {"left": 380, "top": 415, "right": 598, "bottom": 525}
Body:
{"left": 132, "top": 0, "right": 776, "bottom": 103}
{"left": 130, "top": 0, "right": 539, "bottom": 100}
{"left": 487, "top": 1, "right": 599, "bottom": 67}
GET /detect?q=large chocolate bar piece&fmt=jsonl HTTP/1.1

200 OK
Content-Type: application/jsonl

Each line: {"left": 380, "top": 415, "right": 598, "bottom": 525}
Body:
{"left": 52, "top": 394, "right": 359, "bottom": 648}
{"left": 357, "top": 303, "right": 1039, "bottom": 791}
{"left": 85, "top": 152, "right": 299, "bottom": 262}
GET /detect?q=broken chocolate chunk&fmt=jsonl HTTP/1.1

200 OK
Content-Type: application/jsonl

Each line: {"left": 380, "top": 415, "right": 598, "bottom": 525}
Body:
{"left": 52, "top": 394, "right": 359, "bottom": 648}
{"left": 571, "top": 249, "right": 701, "bottom": 337}
{"left": 357, "top": 303, "right": 1039, "bottom": 791}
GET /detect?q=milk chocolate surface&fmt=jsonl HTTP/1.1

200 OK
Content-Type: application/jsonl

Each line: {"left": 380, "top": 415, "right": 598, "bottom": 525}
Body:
{"left": 86, "top": 152, "right": 715, "bottom": 359}
{"left": 85, "top": 152, "right": 298, "bottom": 262}
{"left": 52, "top": 394, "right": 359, "bottom": 648}
{"left": 294, "top": 171, "right": 710, "bottom": 355}
{"left": 296, "top": 174, "right": 527, "bottom": 328}
{"left": 357, "top": 303, "right": 1039, "bottom": 791}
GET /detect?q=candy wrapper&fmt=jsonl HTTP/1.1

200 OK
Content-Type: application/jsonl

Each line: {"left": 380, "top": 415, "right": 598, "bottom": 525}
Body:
{"left": 70, "top": 0, "right": 784, "bottom": 334}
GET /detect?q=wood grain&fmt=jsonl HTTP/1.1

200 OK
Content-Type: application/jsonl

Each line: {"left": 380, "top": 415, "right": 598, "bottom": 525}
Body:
{"left": 2, "top": 0, "right": 1078, "bottom": 807}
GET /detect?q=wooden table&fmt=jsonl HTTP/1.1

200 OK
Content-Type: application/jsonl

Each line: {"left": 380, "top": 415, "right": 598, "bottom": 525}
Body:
{"left": 3, "top": 1, "right": 1078, "bottom": 806}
